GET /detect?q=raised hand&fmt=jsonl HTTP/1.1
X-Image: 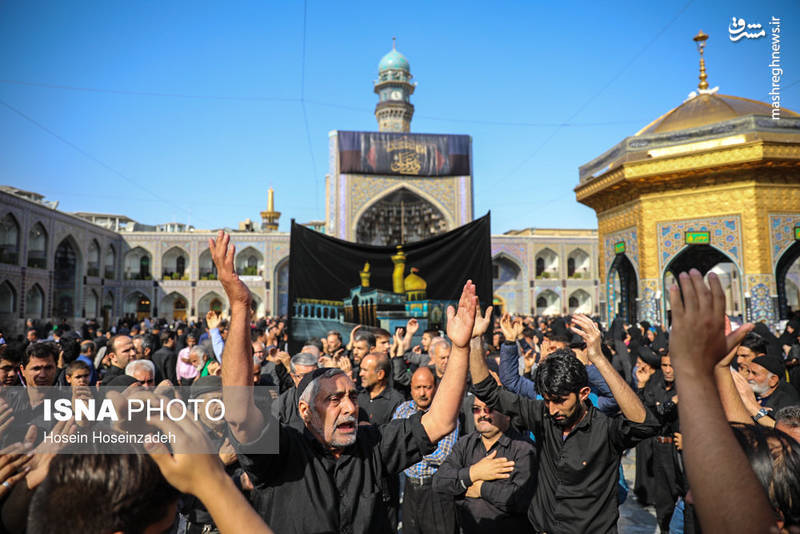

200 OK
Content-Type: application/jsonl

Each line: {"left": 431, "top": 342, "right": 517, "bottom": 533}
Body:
{"left": 446, "top": 281, "right": 478, "bottom": 349}
{"left": 468, "top": 449, "right": 515, "bottom": 482}
{"left": 636, "top": 364, "right": 655, "bottom": 388}
{"left": 471, "top": 305, "right": 493, "bottom": 339}
{"left": 406, "top": 318, "right": 419, "bottom": 336}
{"left": 499, "top": 313, "right": 522, "bottom": 342}
{"left": 669, "top": 270, "right": 750, "bottom": 376}
{"left": 208, "top": 231, "right": 252, "bottom": 309}
{"left": 206, "top": 310, "right": 221, "bottom": 330}
{"left": 570, "top": 314, "right": 603, "bottom": 362}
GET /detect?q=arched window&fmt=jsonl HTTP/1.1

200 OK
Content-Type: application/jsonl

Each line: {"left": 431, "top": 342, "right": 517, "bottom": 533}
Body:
{"left": 176, "top": 256, "right": 186, "bottom": 276}
{"left": 568, "top": 257, "right": 575, "bottom": 277}
{"left": 0, "top": 282, "right": 16, "bottom": 313}
{"left": 105, "top": 245, "right": 116, "bottom": 279}
{"left": 140, "top": 256, "right": 150, "bottom": 278}
{"left": 536, "top": 258, "right": 544, "bottom": 277}
{"left": 0, "top": 214, "right": 20, "bottom": 265}
{"left": 536, "top": 296, "right": 547, "bottom": 308}
{"left": 28, "top": 223, "right": 48, "bottom": 269}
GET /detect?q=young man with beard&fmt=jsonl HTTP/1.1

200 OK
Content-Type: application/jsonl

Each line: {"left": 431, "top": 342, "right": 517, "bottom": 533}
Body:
{"left": 469, "top": 312, "right": 658, "bottom": 533}
{"left": 434, "top": 396, "right": 536, "bottom": 533}
{"left": 636, "top": 351, "right": 683, "bottom": 533}
{"left": 393, "top": 366, "right": 459, "bottom": 534}
{"left": 211, "top": 231, "right": 476, "bottom": 533}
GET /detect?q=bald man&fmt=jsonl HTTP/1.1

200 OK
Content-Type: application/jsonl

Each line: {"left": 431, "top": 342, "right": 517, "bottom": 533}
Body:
{"left": 393, "top": 366, "right": 459, "bottom": 534}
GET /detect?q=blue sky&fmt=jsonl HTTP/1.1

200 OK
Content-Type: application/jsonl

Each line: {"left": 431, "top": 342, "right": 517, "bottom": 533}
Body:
{"left": 0, "top": 1, "right": 797, "bottom": 234}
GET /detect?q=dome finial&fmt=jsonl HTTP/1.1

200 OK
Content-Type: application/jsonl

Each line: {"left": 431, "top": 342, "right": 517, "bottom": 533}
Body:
{"left": 693, "top": 30, "right": 709, "bottom": 91}
{"left": 392, "top": 36, "right": 396, "bottom": 50}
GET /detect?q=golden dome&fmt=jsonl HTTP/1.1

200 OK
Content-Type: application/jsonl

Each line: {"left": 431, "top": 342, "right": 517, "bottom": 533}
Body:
{"left": 635, "top": 93, "right": 798, "bottom": 136}
{"left": 404, "top": 268, "right": 427, "bottom": 292}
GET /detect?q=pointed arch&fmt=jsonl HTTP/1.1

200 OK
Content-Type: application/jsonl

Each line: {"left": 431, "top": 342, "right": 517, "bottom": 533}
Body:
{"left": 53, "top": 235, "right": 82, "bottom": 317}
{"left": 535, "top": 289, "right": 560, "bottom": 316}
{"left": 86, "top": 289, "right": 99, "bottom": 318}
{"left": 535, "top": 248, "right": 559, "bottom": 278}
{"left": 161, "top": 291, "right": 189, "bottom": 321}
{"left": 124, "top": 246, "right": 153, "bottom": 280}
{"left": 199, "top": 248, "right": 216, "bottom": 280}
{"left": 235, "top": 247, "right": 263, "bottom": 277}
{"left": 567, "top": 248, "right": 591, "bottom": 278}
{"left": 198, "top": 291, "right": 228, "bottom": 316}
{"left": 27, "top": 222, "right": 48, "bottom": 269}
{"left": 0, "top": 213, "right": 20, "bottom": 265}
{"left": 568, "top": 289, "right": 592, "bottom": 314}
{"left": 87, "top": 239, "right": 101, "bottom": 277}
{"left": 104, "top": 244, "right": 116, "bottom": 279}
{"left": 26, "top": 284, "right": 45, "bottom": 319}
{"left": 124, "top": 290, "right": 151, "bottom": 319}
{"left": 0, "top": 281, "right": 16, "bottom": 314}
{"left": 352, "top": 184, "right": 455, "bottom": 245}
{"left": 162, "top": 246, "right": 190, "bottom": 280}
{"left": 273, "top": 255, "right": 289, "bottom": 316}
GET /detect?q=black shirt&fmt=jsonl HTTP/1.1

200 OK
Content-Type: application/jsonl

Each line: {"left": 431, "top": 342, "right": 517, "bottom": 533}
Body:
{"left": 151, "top": 346, "right": 177, "bottom": 385}
{"left": 433, "top": 429, "right": 536, "bottom": 534}
{"left": 234, "top": 409, "right": 436, "bottom": 534}
{"left": 472, "top": 375, "right": 659, "bottom": 534}
{"left": 358, "top": 386, "right": 405, "bottom": 426}
{"left": 761, "top": 381, "right": 800, "bottom": 412}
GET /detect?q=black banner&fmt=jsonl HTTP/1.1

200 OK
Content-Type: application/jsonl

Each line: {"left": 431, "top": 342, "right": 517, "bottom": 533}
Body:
{"left": 288, "top": 214, "right": 491, "bottom": 352}
{"left": 337, "top": 131, "right": 471, "bottom": 177}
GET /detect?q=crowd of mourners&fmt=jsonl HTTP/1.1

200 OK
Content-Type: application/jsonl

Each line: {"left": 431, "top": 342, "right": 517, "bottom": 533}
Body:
{"left": 0, "top": 231, "right": 798, "bottom": 534}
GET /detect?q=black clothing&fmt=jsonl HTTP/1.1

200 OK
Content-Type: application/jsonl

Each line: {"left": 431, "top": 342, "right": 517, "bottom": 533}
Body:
{"left": 234, "top": 409, "right": 436, "bottom": 534}
{"left": 472, "top": 375, "right": 659, "bottom": 534}
{"left": 100, "top": 364, "right": 125, "bottom": 384}
{"left": 434, "top": 430, "right": 536, "bottom": 533}
{"left": 358, "top": 386, "right": 405, "bottom": 426}
{"left": 271, "top": 386, "right": 304, "bottom": 431}
{"left": 152, "top": 346, "right": 177, "bottom": 385}
{"left": 402, "top": 475, "right": 457, "bottom": 534}
{"left": 761, "top": 381, "right": 800, "bottom": 412}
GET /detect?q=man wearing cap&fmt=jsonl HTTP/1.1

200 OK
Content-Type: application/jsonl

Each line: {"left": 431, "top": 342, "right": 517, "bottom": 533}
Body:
{"left": 209, "top": 230, "right": 476, "bottom": 534}
{"left": 747, "top": 354, "right": 800, "bottom": 413}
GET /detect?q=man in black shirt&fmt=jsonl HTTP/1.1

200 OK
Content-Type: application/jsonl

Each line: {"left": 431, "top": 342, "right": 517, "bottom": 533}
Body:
{"left": 434, "top": 396, "right": 536, "bottom": 533}
{"left": 747, "top": 354, "right": 800, "bottom": 412}
{"left": 358, "top": 352, "right": 404, "bottom": 425}
{"left": 470, "top": 313, "right": 658, "bottom": 533}
{"left": 210, "top": 231, "right": 477, "bottom": 534}
{"left": 100, "top": 335, "right": 136, "bottom": 384}
{"left": 151, "top": 331, "right": 177, "bottom": 384}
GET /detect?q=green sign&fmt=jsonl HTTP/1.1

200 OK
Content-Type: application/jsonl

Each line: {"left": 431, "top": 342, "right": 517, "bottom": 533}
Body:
{"left": 614, "top": 241, "right": 625, "bottom": 254}
{"left": 795, "top": 226, "right": 800, "bottom": 241}
{"left": 685, "top": 231, "right": 710, "bottom": 245}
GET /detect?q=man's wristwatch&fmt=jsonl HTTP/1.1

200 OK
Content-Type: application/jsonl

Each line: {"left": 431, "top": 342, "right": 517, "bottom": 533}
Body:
{"left": 752, "top": 408, "right": 771, "bottom": 423}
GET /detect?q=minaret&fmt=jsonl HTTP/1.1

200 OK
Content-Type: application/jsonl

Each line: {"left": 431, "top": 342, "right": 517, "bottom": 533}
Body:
{"left": 260, "top": 187, "right": 281, "bottom": 231}
{"left": 374, "top": 38, "right": 416, "bottom": 132}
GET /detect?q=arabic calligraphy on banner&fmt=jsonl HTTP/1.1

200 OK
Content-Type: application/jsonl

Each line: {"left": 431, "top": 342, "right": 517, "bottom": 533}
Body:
{"left": 728, "top": 16, "right": 766, "bottom": 41}
{"left": 337, "top": 131, "right": 471, "bottom": 177}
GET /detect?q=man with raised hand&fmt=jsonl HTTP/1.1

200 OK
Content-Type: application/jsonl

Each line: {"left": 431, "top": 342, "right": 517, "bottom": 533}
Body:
{"left": 469, "top": 311, "right": 658, "bottom": 533}
{"left": 209, "top": 231, "right": 476, "bottom": 533}
{"left": 668, "top": 269, "right": 778, "bottom": 533}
